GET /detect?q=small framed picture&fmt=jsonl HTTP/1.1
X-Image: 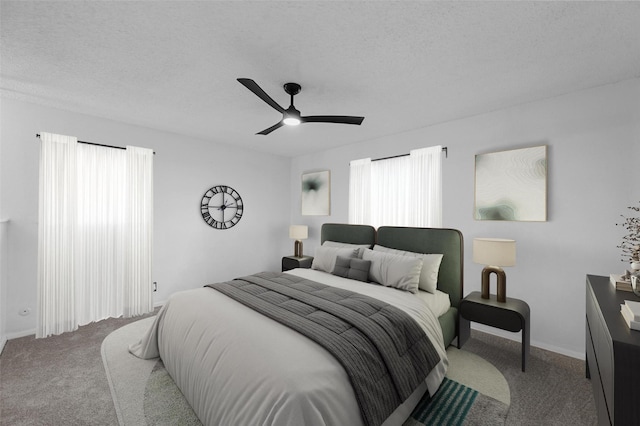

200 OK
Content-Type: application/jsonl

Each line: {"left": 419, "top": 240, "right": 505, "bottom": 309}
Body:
{"left": 301, "top": 170, "right": 330, "bottom": 216}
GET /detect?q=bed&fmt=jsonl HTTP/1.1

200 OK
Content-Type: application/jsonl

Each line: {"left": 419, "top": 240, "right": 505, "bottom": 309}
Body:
{"left": 130, "top": 223, "right": 463, "bottom": 426}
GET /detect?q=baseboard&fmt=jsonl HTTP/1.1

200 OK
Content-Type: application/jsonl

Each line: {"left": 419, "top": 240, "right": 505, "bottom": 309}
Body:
{"left": 153, "top": 300, "right": 166, "bottom": 309}
{"left": 3, "top": 308, "right": 163, "bottom": 343}
{"left": 0, "top": 335, "right": 7, "bottom": 355}
{"left": 5, "top": 328, "right": 36, "bottom": 340}
{"left": 532, "top": 340, "right": 585, "bottom": 360}
{"left": 470, "top": 324, "right": 585, "bottom": 361}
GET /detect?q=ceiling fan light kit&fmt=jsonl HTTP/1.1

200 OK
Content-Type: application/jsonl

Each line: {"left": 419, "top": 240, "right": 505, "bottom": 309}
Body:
{"left": 283, "top": 106, "right": 301, "bottom": 126}
{"left": 237, "top": 78, "right": 364, "bottom": 135}
{"left": 283, "top": 117, "right": 301, "bottom": 126}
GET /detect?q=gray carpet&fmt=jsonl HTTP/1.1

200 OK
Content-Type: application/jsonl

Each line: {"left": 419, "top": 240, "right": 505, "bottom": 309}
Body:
{"left": 0, "top": 312, "right": 597, "bottom": 425}
{"left": 462, "top": 333, "right": 597, "bottom": 426}
{"left": 0, "top": 311, "right": 156, "bottom": 426}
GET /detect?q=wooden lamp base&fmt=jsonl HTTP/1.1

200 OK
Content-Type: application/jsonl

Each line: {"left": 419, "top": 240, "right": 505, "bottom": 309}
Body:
{"left": 481, "top": 266, "right": 507, "bottom": 303}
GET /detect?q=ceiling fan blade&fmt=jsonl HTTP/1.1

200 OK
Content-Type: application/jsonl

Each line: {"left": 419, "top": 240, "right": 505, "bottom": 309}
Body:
{"left": 237, "top": 78, "right": 285, "bottom": 113}
{"left": 301, "top": 115, "right": 365, "bottom": 125}
{"left": 257, "top": 121, "right": 285, "bottom": 135}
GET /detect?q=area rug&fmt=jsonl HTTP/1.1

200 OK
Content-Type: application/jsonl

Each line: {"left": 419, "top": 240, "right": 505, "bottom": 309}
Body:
{"left": 102, "top": 317, "right": 510, "bottom": 425}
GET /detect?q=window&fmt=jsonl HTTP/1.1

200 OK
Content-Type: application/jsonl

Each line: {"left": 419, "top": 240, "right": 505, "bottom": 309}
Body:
{"left": 349, "top": 145, "right": 442, "bottom": 229}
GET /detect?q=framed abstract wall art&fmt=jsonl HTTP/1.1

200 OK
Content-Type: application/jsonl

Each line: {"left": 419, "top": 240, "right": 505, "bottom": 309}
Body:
{"left": 474, "top": 145, "right": 547, "bottom": 221}
{"left": 301, "top": 170, "right": 330, "bottom": 216}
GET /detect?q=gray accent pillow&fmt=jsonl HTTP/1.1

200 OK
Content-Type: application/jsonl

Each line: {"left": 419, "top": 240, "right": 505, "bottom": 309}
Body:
{"left": 347, "top": 258, "right": 371, "bottom": 282}
{"left": 332, "top": 255, "right": 352, "bottom": 277}
{"left": 331, "top": 256, "right": 371, "bottom": 282}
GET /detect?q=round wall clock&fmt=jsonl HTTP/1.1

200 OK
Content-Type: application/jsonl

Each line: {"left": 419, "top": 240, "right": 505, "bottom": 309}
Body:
{"left": 200, "top": 185, "right": 244, "bottom": 229}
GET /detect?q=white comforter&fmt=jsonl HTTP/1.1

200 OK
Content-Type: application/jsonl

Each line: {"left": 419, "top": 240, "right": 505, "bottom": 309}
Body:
{"left": 129, "top": 269, "right": 448, "bottom": 426}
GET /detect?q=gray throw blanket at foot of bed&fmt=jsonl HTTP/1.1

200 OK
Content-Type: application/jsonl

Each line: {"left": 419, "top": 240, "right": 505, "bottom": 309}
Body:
{"left": 207, "top": 271, "right": 441, "bottom": 426}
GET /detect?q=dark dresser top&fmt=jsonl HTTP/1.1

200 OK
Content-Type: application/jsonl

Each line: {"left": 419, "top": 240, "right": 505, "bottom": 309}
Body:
{"left": 588, "top": 274, "right": 640, "bottom": 346}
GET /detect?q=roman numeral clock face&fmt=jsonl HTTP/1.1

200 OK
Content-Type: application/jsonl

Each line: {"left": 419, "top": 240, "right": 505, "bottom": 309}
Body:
{"left": 200, "top": 185, "right": 244, "bottom": 229}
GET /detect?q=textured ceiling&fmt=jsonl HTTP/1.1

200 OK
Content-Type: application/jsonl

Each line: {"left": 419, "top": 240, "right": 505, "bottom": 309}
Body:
{"left": 2, "top": 1, "right": 640, "bottom": 157}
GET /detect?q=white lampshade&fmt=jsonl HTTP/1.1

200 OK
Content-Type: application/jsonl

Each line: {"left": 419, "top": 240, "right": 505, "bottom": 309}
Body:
{"left": 473, "top": 238, "right": 516, "bottom": 267}
{"left": 289, "top": 225, "right": 308, "bottom": 240}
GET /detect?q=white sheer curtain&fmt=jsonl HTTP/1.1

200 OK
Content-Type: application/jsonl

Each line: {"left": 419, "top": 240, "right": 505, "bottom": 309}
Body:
{"left": 37, "top": 132, "right": 154, "bottom": 338}
{"left": 38, "top": 133, "right": 78, "bottom": 337}
{"left": 75, "top": 144, "right": 126, "bottom": 325}
{"left": 124, "top": 146, "right": 154, "bottom": 317}
{"left": 348, "top": 158, "right": 371, "bottom": 225}
{"left": 371, "top": 155, "right": 412, "bottom": 228}
{"left": 348, "top": 145, "right": 442, "bottom": 229}
{"left": 409, "top": 145, "right": 442, "bottom": 227}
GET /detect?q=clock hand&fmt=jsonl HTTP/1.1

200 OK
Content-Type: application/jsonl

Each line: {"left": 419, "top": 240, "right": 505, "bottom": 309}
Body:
{"left": 216, "top": 192, "right": 229, "bottom": 210}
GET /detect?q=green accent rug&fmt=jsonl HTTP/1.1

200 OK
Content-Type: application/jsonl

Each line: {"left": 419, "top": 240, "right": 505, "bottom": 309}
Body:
{"left": 404, "top": 377, "right": 508, "bottom": 426}
{"left": 103, "top": 318, "right": 509, "bottom": 426}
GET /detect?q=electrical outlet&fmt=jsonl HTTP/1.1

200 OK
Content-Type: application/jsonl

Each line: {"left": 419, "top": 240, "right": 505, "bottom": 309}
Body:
{"left": 19, "top": 308, "right": 31, "bottom": 316}
{"left": 153, "top": 282, "right": 157, "bottom": 292}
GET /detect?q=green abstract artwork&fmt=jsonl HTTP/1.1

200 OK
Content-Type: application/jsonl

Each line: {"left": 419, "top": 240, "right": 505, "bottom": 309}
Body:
{"left": 475, "top": 146, "right": 547, "bottom": 221}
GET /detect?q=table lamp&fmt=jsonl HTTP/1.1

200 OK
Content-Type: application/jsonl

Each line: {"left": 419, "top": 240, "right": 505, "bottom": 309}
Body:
{"left": 289, "top": 225, "right": 308, "bottom": 257}
{"left": 473, "top": 238, "right": 516, "bottom": 303}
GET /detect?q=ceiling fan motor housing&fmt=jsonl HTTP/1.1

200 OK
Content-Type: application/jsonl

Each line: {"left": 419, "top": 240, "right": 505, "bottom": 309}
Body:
{"left": 283, "top": 82, "right": 301, "bottom": 95}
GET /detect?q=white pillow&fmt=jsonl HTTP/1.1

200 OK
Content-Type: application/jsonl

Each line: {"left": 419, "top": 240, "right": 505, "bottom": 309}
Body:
{"left": 322, "top": 241, "right": 371, "bottom": 258}
{"left": 373, "top": 245, "right": 443, "bottom": 294}
{"left": 312, "top": 246, "right": 358, "bottom": 273}
{"left": 362, "top": 249, "right": 422, "bottom": 293}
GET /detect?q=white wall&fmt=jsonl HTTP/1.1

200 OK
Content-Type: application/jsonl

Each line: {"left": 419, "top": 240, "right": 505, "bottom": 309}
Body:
{"left": 0, "top": 221, "right": 8, "bottom": 353}
{"left": 0, "top": 93, "right": 8, "bottom": 349}
{"left": 290, "top": 78, "right": 640, "bottom": 358}
{"left": 634, "top": 117, "right": 640, "bottom": 207}
{"left": 0, "top": 98, "right": 291, "bottom": 337}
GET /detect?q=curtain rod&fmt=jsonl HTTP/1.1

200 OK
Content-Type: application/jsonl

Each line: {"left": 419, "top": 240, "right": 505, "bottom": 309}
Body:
{"left": 372, "top": 146, "right": 448, "bottom": 162}
{"left": 36, "top": 134, "right": 155, "bottom": 155}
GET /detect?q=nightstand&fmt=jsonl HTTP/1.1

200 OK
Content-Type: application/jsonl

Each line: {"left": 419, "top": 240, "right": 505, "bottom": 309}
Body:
{"left": 282, "top": 256, "right": 313, "bottom": 272}
{"left": 458, "top": 291, "right": 530, "bottom": 372}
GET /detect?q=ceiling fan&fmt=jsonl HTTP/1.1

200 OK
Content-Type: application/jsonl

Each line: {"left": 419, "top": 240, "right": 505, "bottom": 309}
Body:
{"left": 237, "top": 78, "right": 365, "bottom": 135}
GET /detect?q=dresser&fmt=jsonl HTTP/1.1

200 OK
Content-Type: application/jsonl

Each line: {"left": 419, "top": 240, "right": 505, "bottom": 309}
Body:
{"left": 585, "top": 275, "right": 640, "bottom": 425}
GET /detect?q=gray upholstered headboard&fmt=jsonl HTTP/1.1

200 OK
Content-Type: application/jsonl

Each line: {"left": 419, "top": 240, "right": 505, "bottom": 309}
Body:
{"left": 320, "top": 223, "right": 376, "bottom": 247}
